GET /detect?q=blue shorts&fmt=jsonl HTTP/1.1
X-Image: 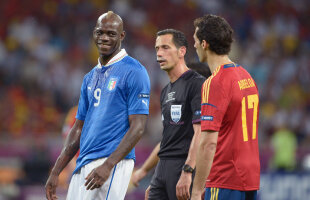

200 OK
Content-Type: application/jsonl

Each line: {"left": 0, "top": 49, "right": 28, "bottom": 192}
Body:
{"left": 204, "top": 187, "right": 257, "bottom": 200}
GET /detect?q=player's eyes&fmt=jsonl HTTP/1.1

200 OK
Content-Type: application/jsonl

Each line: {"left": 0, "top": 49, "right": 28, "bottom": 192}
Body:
{"left": 108, "top": 32, "right": 117, "bottom": 36}
{"left": 95, "top": 30, "right": 103, "bottom": 35}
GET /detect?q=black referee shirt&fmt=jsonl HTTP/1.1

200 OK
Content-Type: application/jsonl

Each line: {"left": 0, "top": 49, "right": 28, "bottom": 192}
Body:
{"left": 158, "top": 70, "right": 206, "bottom": 159}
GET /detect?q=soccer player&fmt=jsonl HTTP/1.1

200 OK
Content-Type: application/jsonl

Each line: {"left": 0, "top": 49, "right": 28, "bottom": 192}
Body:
{"left": 133, "top": 29, "right": 206, "bottom": 200}
{"left": 191, "top": 14, "right": 260, "bottom": 200}
{"left": 45, "top": 11, "right": 150, "bottom": 200}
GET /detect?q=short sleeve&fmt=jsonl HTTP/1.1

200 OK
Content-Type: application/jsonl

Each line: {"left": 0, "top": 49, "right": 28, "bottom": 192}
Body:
{"left": 190, "top": 77, "right": 205, "bottom": 124}
{"left": 201, "top": 77, "right": 229, "bottom": 131}
{"left": 127, "top": 67, "right": 151, "bottom": 115}
{"left": 76, "top": 76, "right": 89, "bottom": 121}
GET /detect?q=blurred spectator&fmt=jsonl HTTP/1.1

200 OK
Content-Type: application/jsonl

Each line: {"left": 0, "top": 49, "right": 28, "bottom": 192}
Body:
{"left": 271, "top": 127, "right": 297, "bottom": 172}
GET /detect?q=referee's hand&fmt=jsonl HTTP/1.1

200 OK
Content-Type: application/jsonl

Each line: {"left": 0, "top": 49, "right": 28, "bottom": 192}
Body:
{"left": 176, "top": 172, "right": 192, "bottom": 200}
{"left": 131, "top": 168, "right": 147, "bottom": 187}
{"left": 145, "top": 185, "right": 150, "bottom": 200}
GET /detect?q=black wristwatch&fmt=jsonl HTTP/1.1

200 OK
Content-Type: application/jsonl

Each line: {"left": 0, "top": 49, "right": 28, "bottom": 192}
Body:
{"left": 182, "top": 164, "right": 194, "bottom": 173}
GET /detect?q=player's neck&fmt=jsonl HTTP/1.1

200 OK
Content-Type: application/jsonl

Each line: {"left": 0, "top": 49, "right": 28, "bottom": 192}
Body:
{"left": 167, "top": 61, "right": 189, "bottom": 83}
{"left": 99, "top": 49, "right": 121, "bottom": 66}
{"left": 207, "top": 53, "right": 232, "bottom": 74}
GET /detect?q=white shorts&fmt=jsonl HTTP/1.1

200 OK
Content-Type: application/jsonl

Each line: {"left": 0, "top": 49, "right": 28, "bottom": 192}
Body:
{"left": 66, "top": 158, "right": 134, "bottom": 200}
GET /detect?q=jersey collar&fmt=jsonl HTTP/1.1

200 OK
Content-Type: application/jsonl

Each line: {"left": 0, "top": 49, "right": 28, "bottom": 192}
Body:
{"left": 97, "top": 49, "right": 128, "bottom": 68}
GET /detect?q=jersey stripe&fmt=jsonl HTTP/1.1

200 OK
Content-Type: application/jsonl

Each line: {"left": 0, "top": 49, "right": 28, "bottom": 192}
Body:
{"left": 202, "top": 79, "right": 209, "bottom": 103}
{"left": 106, "top": 164, "right": 117, "bottom": 200}
{"left": 202, "top": 65, "right": 221, "bottom": 103}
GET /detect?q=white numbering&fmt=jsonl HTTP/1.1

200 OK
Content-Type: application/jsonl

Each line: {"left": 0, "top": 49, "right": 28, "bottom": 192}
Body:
{"left": 94, "top": 88, "right": 101, "bottom": 107}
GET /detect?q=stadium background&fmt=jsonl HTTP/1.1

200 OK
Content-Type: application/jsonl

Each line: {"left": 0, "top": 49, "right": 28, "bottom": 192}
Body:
{"left": 0, "top": 0, "right": 309, "bottom": 199}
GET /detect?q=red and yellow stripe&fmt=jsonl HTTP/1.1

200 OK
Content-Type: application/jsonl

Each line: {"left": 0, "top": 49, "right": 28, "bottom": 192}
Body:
{"left": 202, "top": 65, "right": 221, "bottom": 103}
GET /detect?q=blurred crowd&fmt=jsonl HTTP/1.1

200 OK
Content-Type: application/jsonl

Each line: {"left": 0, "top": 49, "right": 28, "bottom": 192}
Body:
{"left": 0, "top": 0, "right": 310, "bottom": 198}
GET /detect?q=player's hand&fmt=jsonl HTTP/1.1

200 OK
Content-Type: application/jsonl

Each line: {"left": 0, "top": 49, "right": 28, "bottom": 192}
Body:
{"left": 131, "top": 168, "right": 147, "bottom": 187}
{"left": 85, "top": 162, "right": 113, "bottom": 190}
{"left": 45, "top": 173, "right": 59, "bottom": 200}
{"left": 176, "top": 172, "right": 192, "bottom": 200}
{"left": 145, "top": 185, "right": 150, "bottom": 200}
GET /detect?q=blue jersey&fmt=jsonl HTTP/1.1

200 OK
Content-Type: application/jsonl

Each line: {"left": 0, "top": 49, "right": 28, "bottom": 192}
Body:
{"left": 73, "top": 49, "right": 150, "bottom": 174}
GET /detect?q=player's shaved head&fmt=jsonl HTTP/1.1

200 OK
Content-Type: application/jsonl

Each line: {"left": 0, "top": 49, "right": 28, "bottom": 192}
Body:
{"left": 96, "top": 11, "right": 123, "bottom": 32}
{"left": 93, "top": 11, "right": 125, "bottom": 64}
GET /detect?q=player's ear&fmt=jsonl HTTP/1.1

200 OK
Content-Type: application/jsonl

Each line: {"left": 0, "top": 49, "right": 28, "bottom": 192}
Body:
{"left": 120, "top": 31, "right": 126, "bottom": 41}
{"left": 201, "top": 40, "right": 209, "bottom": 50}
{"left": 178, "top": 46, "right": 186, "bottom": 58}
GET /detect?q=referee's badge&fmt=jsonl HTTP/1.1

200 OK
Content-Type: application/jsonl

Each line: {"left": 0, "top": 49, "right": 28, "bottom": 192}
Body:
{"left": 171, "top": 105, "right": 182, "bottom": 123}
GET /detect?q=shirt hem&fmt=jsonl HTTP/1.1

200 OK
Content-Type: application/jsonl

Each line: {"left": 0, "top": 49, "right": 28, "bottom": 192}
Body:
{"left": 128, "top": 109, "right": 149, "bottom": 115}
{"left": 205, "top": 183, "right": 259, "bottom": 191}
{"left": 75, "top": 115, "right": 85, "bottom": 121}
{"left": 201, "top": 125, "right": 220, "bottom": 131}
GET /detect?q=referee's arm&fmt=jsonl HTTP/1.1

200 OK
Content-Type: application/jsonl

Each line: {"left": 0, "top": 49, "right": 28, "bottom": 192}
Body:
{"left": 131, "top": 142, "right": 160, "bottom": 187}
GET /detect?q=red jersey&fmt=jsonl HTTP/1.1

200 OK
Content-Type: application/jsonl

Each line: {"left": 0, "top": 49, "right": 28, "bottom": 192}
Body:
{"left": 201, "top": 63, "right": 260, "bottom": 191}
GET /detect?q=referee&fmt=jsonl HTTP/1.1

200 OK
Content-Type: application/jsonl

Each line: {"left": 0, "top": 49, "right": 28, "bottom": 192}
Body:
{"left": 132, "top": 29, "right": 209, "bottom": 200}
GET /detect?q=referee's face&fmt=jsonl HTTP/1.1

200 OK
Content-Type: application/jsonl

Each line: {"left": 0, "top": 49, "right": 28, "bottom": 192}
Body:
{"left": 155, "top": 34, "right": 181, "bottom": 71}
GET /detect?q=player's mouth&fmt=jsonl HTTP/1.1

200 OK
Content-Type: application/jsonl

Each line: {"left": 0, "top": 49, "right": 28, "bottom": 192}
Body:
{"left": 97, "top": 43, "right": 111, "bottom": 49}
{"left": 157, "top": 59, "right": 167, "bottom": 66}
{"left": 97, "top": 40, "right": 111, "bottom": 49}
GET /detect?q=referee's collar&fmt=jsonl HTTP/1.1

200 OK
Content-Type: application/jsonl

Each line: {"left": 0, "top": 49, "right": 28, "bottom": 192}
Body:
{"left": 97, "top": 49, "right": 128, "bottom": 68}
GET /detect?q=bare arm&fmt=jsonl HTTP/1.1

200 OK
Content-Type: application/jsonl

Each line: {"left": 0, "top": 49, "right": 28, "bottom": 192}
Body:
{"left": 132, "top": 142, "right": 160, "bottom": 187}
{"left": 85, "top": 114, "right": 148, "bottom": 190}
{"left": 185, "top": 123, "right": 201, "bottom": 168}
{"left": 104, "top": 114, "right": 148, "bottom": 169}
{"left": 176, "top": 123, "right": 201, "bottom": 200}
{"left": 141, "top": 142, "right": 160, "bottom": 172}
{"left": 52, "top": 119, "right": 83, "bottom": 175}
{"left": 45, "top": 119, "right": 84, "bottom": 200}
{"left": 191, "top": 130, "right": 218, "bottom": 200}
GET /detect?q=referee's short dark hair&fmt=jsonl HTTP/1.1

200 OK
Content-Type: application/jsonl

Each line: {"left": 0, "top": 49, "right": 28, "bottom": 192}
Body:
{"left": 157, "top": 29, "right": 188, "bottom": 50}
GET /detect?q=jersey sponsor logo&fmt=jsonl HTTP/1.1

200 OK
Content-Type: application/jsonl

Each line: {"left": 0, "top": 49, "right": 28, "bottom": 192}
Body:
{"left": 171, "top": 105, "right": 182, "bottom": 123}
{"left": 166, "top": 91, "right": 175, "bottom": 102}
{"left": 107, "top": 77, "right": 118, "bottom": 91}
{"left": 138, "top": 93, "right": 150, "bottom": 98}
{"left": 194, "top": 110, "right": 201, "bottom": 116}
{"left": 201, "top": 115, "right": 213, "bottom": 121}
